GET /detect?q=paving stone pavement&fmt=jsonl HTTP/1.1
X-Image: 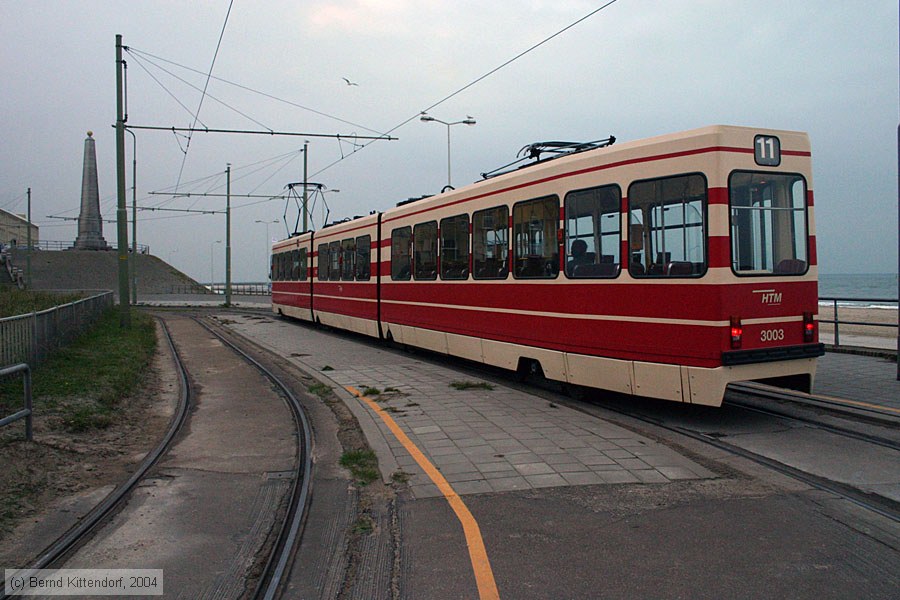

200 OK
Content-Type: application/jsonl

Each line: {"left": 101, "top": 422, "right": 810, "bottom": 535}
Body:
{"left": 222, "top": 314, "right": 715, "bottom": 499}
{"left": 814, "top": 351, "right": 900, "bottom": 412}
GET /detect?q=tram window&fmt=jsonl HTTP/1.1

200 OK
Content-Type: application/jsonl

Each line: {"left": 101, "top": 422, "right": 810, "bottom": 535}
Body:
{"left": 414, "top": 221, "right": 438, "bottom": 280}
{"left": 355, "top": 235, "right": 371, "bottom": 280}
{"left": 473, "top": 206, "right": 509, "bottom": 279}
{"left": 278, "top": 252, "right": 287, "bottom": 281}
{"left": 564, "top": 185, "right": 621, "bottom": 278}
{"left": 440, "top": 215, "right": 469, "bottom": 280}
{"left": 341, "top": 238, "right": 355, "bottom": 281}
{"left": 270, "top": 254, "right": 277, "bottom": 281}
{"left": 729, "top": 171, "right": 808, "bottom": 275}
{"left": 298, "top": 247, "right": 308, "bottom": 281}
{"left": 391, "top": 227, "right": 412, "bottom": 280}
{"left": 329, "top": 241, "right": 341, "bottom": 281}
{"left": 317, "top": 243, "right": 329, "bottom": 281}
{"left": 627, "top": 174, "right": 706, "bottom": 278}
{"left": 513, "top": 196, "right": 560, "bottom": 279}
{"left": 289, "top": 249, "right": 299, "bottom": 281}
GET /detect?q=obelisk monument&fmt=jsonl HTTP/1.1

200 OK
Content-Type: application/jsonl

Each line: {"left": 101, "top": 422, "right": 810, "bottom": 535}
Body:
{"left": 73, "top": 131, "right": 108, "bottom": 250}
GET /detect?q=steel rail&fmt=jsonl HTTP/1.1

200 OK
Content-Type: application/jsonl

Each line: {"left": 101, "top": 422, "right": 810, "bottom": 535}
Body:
{"left": 194, "top": 318, "right": 313, "bottom": 600}
{"left": 593, "top": 404, "right": 900, "bottom": 525}
{"left": 0, "top": 318, "right": 192, "bottom": 599}
{"left": 723, "top": 396, "right": 900, "bottom": 453}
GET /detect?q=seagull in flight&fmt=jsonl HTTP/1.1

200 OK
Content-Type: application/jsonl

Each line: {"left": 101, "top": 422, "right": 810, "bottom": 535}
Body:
{"left": 342, "top": 77, "right": 359, "bottom": 86}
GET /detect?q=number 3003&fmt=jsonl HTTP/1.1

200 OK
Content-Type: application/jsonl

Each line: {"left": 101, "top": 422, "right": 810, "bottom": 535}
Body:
{"left": 760, "top": 329, "right": 784, "bottom": 342}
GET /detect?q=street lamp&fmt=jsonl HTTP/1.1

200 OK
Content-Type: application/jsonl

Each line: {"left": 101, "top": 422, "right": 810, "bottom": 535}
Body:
{"left": 420, "top": 113, "right": 476, "bottom": 189}
{"left": 210, "top": 240, "right": 221, "bottom": 292}
{"left": 255, "top": 219, "right": 278, "bottom": 280}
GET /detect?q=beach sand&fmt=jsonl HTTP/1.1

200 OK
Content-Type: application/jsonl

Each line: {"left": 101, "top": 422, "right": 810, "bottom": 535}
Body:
{"left": 818, "top": 305, "right": 898, "bottom": 339}
{"left": 817, "top": 305, "right": 898, "bottom": 350}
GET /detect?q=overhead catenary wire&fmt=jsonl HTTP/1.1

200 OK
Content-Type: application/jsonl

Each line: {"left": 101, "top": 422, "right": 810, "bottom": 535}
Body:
{"left": 125, "top": 47, "right": 389, "bottom": 138}
{"left": 172, "top": 0, "right": 235, "bottom": 194}
{"left": 42, "top": 3, "right": 619, "bottom": 233}
{"left": 310, "top": 0, "right": 620, "bottom": 180}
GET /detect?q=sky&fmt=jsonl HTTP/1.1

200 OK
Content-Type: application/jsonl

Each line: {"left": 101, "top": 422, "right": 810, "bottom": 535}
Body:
{"left": 0, "top": 1, "right": 897, "bottom": 283}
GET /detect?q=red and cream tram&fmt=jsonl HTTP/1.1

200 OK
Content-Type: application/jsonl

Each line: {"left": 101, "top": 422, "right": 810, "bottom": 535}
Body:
{"left": 271, "top": 125, "right": 823, "bottom": 406}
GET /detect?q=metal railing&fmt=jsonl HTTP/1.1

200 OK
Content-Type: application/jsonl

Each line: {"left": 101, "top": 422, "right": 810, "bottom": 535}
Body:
{"left": 0, "top": 363, "right": 33, "bottom": 441}
{"left": 7, "top": 240, "right": 151, "bottom": 253}
{"left": 0, "top": 292, "right": 114, "bottom": 367}
{"left": 167, "top": 283, "right": 271, "bottom": 296}
{"left": 819, "top": 296, "right": 898, "bottom": 347}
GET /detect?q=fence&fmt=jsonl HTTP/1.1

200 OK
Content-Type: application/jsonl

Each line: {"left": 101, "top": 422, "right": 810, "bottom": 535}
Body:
{"left": 0, "top": 292, "right": 114, "bottom": 367}
{"left": 819, "top": 296, "right": 898, "bottom": 348}
{"left": 0, "top": 363, "right": 32, "bottom": 441}
{"left": 167, "top": 283, "right": 271, "bottom": 296}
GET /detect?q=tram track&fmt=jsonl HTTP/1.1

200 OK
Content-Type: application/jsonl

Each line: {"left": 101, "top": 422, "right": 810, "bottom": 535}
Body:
{"left": 589, "top": 402, "right": 900, "bottom": 524}
{"left": 194, "top": 316, "right": 313, "bottom": 600}
{"left": 2, "top": 315, "right": 313, "bottom": 600}
{"left": 0, "top": 318, "right": 192, "bottom": 600}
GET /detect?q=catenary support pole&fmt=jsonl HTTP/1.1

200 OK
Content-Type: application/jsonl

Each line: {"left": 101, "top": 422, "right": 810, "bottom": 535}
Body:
{"left": 115, "top": 34, "right": 131, "bottom": 327}
{"left": 302, "top": 142, "right": 309, "bottom": 232}
{"left": 26, "top": 187, "right": 31, "bottom": 288}
{"left": 226, "top": 164, "right": 232, "bottom": 307}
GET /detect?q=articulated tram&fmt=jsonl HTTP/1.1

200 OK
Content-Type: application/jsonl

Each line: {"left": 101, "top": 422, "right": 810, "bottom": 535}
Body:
{"left": 270, "top": 125, "right": 823, "bottom": 406}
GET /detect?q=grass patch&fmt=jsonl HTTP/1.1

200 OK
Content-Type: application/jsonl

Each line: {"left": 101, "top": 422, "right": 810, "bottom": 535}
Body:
{"left": 361, "top": 386, "right": 381, "bottom": 397}
{"left": 352, "top": 515, "right": 374, "bottom": 535}
{"left": 321, "top": 365, "right": 334, "bottom": 372}
{"left": 0, "top": 308, "right": 157, "bottom": 432}
{"left": 450, "top": 380, "right": 495, "bottom": 391}
{"left": 0, "top": 289, "right": 85, "bottom": 318}
{"left": 391, "top": 470, "right": 410, "bottom": 484}
{"left": 339, "top": 449, "right": 380, "bottom": 485}
{"left": 307, "top": 382, "right": 332, "bottom": 398}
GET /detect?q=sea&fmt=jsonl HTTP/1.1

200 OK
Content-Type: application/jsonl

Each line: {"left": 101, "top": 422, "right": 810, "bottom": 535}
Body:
{"left": 818, "top": 273, "right": 898, "bottom": 308}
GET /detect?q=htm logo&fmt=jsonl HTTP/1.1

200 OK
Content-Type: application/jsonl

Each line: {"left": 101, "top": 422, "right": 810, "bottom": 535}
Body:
{"left": 753, "top": 289, "right": 782, "bottom": 306}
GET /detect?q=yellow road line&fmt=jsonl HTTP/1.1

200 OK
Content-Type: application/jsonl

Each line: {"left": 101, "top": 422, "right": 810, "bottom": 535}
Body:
{"left": 345, "top": 386, "right": 501, "bottom": 600}
{"left": 812, "top": 393, "right": 900, "bottom": 415}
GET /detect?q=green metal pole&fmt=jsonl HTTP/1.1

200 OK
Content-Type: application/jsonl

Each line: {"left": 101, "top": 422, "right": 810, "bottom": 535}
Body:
{"left": 115, "top": 34, "right": 131, "bottom": 327}
{"left": 128, "top": 128, "right": 137, "bottom": 305}
{"left": 26, "top": 187, "right": 31, "bottom": 288}
{"left": 226, "top": 164, "right": 232, "bottom": 307}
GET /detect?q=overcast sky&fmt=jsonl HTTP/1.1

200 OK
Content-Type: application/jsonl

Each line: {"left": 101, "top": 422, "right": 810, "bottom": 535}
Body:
{"left": 1, "top": 1, "right": 897, "bottom": 282}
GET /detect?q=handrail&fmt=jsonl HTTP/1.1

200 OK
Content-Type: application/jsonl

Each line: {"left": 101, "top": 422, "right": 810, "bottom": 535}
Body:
{"left": 819, "top": 296, "right": 898, "bottom": 348}
{"left": 0, "top": 363, "right": 33, "bottom": 441}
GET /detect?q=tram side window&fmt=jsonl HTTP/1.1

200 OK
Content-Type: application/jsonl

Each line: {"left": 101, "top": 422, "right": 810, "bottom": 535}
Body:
{"left": 277, "top": 253, "right": 287, "bottom": 281}
{"left": 391, "top": 227, "right": 412, "bottom": 280}
{"left": 289, "top": 249, "right": 299, "bottom": 281}
{"left": 329, "top": 241, "right": 341, "bottom": 281}
{"left": 729, "top": 172, "right": 808, "bottom": 275}
{"left": 341, "top": 238, "right": 355, "bottom": 281}
{"left": 317, "top": 243, "right": 329, "bottom": 281}
{"left": 355, "top": 235, "right": 371, "bottom": 280}
{"left": 513, "top": 196, "right": 560, "bottom": 279}
{"left": 441, "top": 215, "right": 469, "bottom": 280}
{"left": 298, "top": 248, "right": 308, "bottom": 281}
{"left": 565, "top": 185, "right": 621, "bottom": 278}
{"left": 473, "top": 206, "right": 509, "bottom": 279}
{"left": 628, "top": 174, "right": 706, "bottom": 278}
{"left": 413, "top": 221, "right": 438, "bottom": 280}
{"left": 270, "top": 255, "right": 277, "bottom": 281}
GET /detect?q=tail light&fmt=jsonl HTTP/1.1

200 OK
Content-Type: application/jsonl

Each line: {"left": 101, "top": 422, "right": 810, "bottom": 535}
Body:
{"left": 803, "top": 311, "right": 815, "bottom": 343}
{"left": 730, "top": 316, "right": 743, "bottom": 349}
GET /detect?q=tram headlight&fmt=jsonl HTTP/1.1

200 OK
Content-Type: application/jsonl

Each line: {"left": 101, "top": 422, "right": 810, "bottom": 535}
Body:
{"left": 730, "top": 317, "right": 743, "bottom": 349}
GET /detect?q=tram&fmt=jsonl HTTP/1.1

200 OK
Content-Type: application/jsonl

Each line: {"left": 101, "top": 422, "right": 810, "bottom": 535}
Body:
{"left": 270, "top": 125, "right": 823, "bottom": 406}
